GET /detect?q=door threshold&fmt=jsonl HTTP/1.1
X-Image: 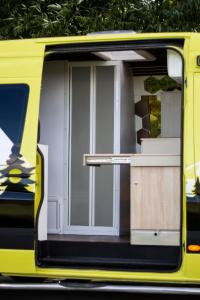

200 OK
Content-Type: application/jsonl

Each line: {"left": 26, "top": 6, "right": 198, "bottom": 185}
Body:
{"left": 38, "top": 240, "right": 180, "bottom": 271}
{"left": 48, "top": 234, "right": 129, "bottom": 243}
{"left": 39, "top": 255, "right": 177, "bottom": 271}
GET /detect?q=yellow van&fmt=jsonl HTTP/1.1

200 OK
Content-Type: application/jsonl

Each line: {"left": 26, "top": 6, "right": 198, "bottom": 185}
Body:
{"left": 0, "top": 31, "right": 199, "bottom": 294}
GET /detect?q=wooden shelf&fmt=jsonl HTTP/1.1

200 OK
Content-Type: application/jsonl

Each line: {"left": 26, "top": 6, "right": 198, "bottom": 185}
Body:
{"left": 84, "top": 153, "right": 180, "bottom": 167}
{"left": 83, "top": 153, "right": 132, "bottom": 166}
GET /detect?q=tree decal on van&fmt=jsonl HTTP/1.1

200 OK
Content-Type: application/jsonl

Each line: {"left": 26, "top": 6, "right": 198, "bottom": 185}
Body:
{"left": 0, "top": 145, "right": 35, "bottom": 193}
{"left": 193, "top": 177, "right": 200, "bottom": 196}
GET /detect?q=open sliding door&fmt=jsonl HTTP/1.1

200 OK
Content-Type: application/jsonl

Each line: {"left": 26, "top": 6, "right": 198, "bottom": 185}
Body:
{"left": 0, "top": 41, "right": 44, "bottom": 250}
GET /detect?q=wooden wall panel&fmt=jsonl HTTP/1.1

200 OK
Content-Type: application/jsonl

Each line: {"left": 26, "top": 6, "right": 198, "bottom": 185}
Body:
{"left": 131, "top": 166, "right": 180, "bottom": 230}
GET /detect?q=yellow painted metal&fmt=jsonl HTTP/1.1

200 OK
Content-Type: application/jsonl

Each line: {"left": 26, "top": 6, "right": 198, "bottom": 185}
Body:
{"left": 0, "top": 250, "right": 199, "bottom": 285}
{"left": 1, "top": 32, "right": 200, "bottom": 284}
{"left": 35, "top": 150, "right": 42, "bottom": 218}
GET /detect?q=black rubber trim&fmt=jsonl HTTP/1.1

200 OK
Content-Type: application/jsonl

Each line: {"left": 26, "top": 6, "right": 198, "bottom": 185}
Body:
{"left": 0, "top": 228, "right": 34, "bottom": 249}
{"left": 45, "top": 39, "right": 184, "bottom": 56}
{"left": 165, "top": 46, "right": 184, "bottom": 267}
{"left": 35, "top": 146, "right": 45, "bottom": 266}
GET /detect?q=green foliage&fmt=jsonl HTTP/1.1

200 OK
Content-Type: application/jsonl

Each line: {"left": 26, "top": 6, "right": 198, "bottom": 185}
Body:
{"left": 145, "top": 75, "right": 181, "bottom": 94}
{"left": 149, "top": 96, "right": 161, "bottom": 138}
{"left": 159, "top": 76, "right": 177, "bottom": 91}
{"left": 144, "top": 77, "right": 160, "bottom": 94}
{"left": 0, "top": 0, "right": 82, "bottom": 38}
{"left": 0, "top": 0, "right": 200, "bottom": 39}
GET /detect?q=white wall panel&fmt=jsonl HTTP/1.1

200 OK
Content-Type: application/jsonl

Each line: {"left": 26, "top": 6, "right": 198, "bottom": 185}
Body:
{"left": 40, "top": 61, "right": 65, "bottom": 233}
{"left": 38, "top": 144, "right": 48, "bottom": 240}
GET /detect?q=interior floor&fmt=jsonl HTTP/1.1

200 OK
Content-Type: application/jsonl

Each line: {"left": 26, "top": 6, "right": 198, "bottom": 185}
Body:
{"left": 48, "top": 234, "right": 129, "bottom": 243}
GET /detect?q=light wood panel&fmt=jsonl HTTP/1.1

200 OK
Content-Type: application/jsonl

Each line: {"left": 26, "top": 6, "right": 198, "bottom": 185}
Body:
{"left": 141, "top": 138, "right": 180, "bottom": 154}
{"left": 131, "top": 166, "right": 180, "bottom": 230}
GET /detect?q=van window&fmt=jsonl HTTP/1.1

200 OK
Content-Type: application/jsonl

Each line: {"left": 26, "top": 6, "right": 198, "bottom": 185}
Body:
{"left": 0, "top": 84, "right": 29, "bottom": 154}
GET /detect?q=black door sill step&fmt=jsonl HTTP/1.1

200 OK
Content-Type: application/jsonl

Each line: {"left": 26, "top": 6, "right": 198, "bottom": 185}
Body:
{"left": 39, "top": 255, "right": 178, "bottom": 271}
{"left": 38, "top": 240, "right": 180, "bottom": 271}
{"left": 41, "top": 240, "right": 179, "bottom": 259}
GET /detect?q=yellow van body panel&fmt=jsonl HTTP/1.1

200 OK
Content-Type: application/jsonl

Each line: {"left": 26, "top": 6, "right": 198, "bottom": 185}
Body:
{"left": 0, "top": 250, "right": 199, "bottom": 284}
{"left": 0, "top": 41, "right": 45, "bottom": 168}
{"left": 0, "top": 32, "right": 200, "bottom": 284}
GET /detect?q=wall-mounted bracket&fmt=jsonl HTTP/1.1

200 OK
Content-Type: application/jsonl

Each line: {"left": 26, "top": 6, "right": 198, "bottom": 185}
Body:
{"left": 83, "top": 154, "right": 132, "bottom": 166}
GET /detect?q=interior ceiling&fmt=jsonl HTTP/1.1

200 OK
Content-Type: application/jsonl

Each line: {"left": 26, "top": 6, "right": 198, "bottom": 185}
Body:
{"left": 129, "top": 49, "right": 167, "bottom": 76}
{"left": 46, "top": 48, "right": 167, "bottom": 76}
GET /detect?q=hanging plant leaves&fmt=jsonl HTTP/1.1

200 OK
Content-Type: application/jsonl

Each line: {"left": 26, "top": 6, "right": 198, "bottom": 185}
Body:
{"left": 160, "top": 75, "right": 178, "bottom": 91}
{"left": 144, "top": 76, "right": 160, "bottom": 94}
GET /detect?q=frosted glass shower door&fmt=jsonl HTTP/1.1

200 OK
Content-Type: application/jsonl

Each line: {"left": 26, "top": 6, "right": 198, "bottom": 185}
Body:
{"left": 66, "top": 63, "right": 119, "bottom": 235}
{"left": 70, "top": 67, "right": 90, "bottom": 227}
{"left": 95, "top": 66, "right": 115, "bottom": 228}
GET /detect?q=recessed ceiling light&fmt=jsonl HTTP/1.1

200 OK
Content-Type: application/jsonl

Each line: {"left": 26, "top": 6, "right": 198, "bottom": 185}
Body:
{"left": 93, "top": 50, "right": 155, "bottom": 61}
